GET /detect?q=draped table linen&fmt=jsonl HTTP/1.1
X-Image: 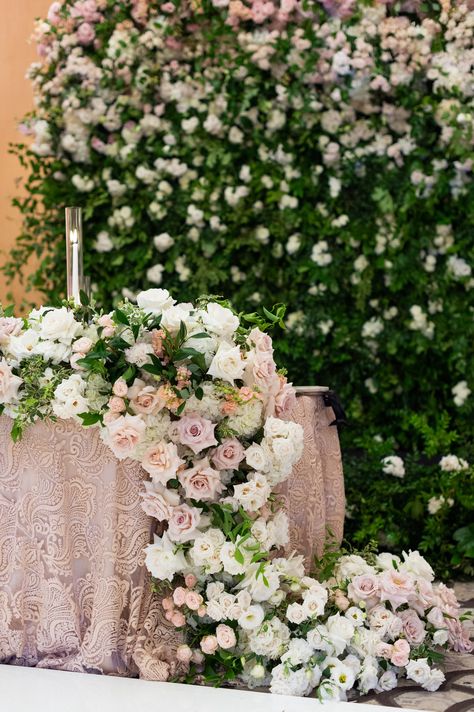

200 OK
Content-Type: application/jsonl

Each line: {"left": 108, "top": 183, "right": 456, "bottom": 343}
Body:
{"left": 0, "top": 389, "right": 344, "bottom": 677}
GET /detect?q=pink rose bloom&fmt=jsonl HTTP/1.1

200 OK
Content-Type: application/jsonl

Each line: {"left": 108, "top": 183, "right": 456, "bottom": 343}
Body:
{"left": 70, "top": 353, "right": 86, "bottom": 371}
{"left": 177, "top": 414, "right": 218, "bottom": 454}
{"left": 167, "top": 503, "right": 201, "bottom": 543}
{"left": 200, "top": 635, "right": 218, "bottom": 655}
{"left": 435, "top": 583, "right": 460, "bottom": 613}
{"left": 412, "top": 577, "right": 437, "bottom": 615}
{"left": 76, "top": 22, "right": 96, "bottom": 45}
{"left": 211, "top": 438, "right": 245, "bottom": 470}
{"left": 112, "top": 378, "right": 128, "bottom": 397}
{"left": 172, "top": 611, "right": 186, "bottom": 627}
{"left": 0, "top": 317, "right": 22, "bottom": 345}
{"left": 176, "top": 644, "right": 193, "bottom": 663}
{"left": 71, "top": 0, "right": 101, "bottom": 22}
{"left": 197, "top": 605, "right": 206, "bottom": 617}
{"left": 390, "top": 638, "right": 411, "bottom": 668}
{"left": 348, "top": 573, "right": 380, "bottom": 606}
{"left": 173, "top": 587, "right": 187, "bottom": 607}
{"left": 185, "top": 591, "right": 203, "bottom": 611}
{"left": 47, "top": 1, "right": 62, "bottom": 25}
{"left": 164, "top": 610, "right": 174, "bottom": 622}
{"left": 247, "top": 327, "right": 273, "bottom": 355}
{"left": 141, "top": 442, "right": 184, "bottom": 485}
{"left": 398, "top": 609, "right": 426, "bottom": 645}
{"left": 98, "top": 314, "right": 115, "bottom": 338}
{"left": 128, "top": 378, "right": 164, "bottom": 415}
{"left": 379, "top": 569, "right": 415, "bottom": 610}
{"left": 103, "top": 413, "right": 146, "bottom": 459}
{"left": 376, "top": 642, "right": 393, "bottom": 659}
{"left": 0, "top": 360, "right": 23, "bottom": 405}
{"left": 162, "top": 597, "right": 174, "bottom": 611}
{"left": 192, "top": 649, "right": 205, "bottom": 664}
{"left": 216, "top": 624, "right": 236, "bottom": 650}
{"left": 140, "top": 482, "right": 180, "bottom": 520}
{"left": 447, "top": 617, "right": 473, "bottom": 653}
{"left": 274, "top": 378, "right": 297, "bottom": 420}
{"left": 108, "top": 396, "right": 126, "bottom": 413}
{"left": 245, "top": 351, "right": 277, "bottom": 393}
{"left": 72, "top": 337, "right": 93, "bottom": 353}
{"left": 178, "top": 458, "right": 223, "bottom": 501}
{"left": 103, "top": 412, "right": 119, "bottom": 426}
{"left": 185, "top": 573, "right": 197, "bottom": 588}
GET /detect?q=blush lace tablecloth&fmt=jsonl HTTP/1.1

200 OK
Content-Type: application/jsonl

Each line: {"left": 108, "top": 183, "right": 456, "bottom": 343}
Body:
{"left": 0, "top": 390, "right": 344, "bottom": 678}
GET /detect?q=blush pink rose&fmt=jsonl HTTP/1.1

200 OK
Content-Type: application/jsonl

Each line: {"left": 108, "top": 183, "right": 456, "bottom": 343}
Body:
{"left": 173, "top": 587, "right": 187, "bottom": 607}
{"left": 47, "top": 1, "right": 62, "bottom": 24}
{"left": 348, "top": 573, "right": 380, "bottom": 605}
{"left": 128, "top": 378, "right": 165, "bottom": 415}
{"left": 112, "top": 378, "right": 128, "bottom": 397}
{"left": 211, "top": 438, "right": 245, "bottom": 470}
{"left": 247, "top": 327, "right": 273, "bottom": 355}
{"left": 274, "top": 378, "right": 297, "bottom": 420}
{"left": 162, "top": 597, "right": 174, "bottom": 611}
{"left": 177, "top": 414, "right": 218, "bottom": 454}
{"left": 176, "top": 644, "right": 193, "bottom": 663}
{"left": 398, "top": 609, "right": 426, "bottom": 645}
{"left": 167, "top": 503, "right": 201, "bottom": 543}
{"left": 0, "top": 317, "right": 22, "bottom": 345}
{"left": 103, "top": 412, "right": 119, "bottom": 426}
{"left": 447, "top": 618, "right": 473, "bottom": 653}
{"left": 178, "top": 458, "right": 223, "bottom": 501}
{"left": 0, "top": 360, "right": 23, "bottom": 405}
{"left": 103, "top": 414, "right": 146, "bottom": 459}
{"left": 376, "top": 642, "right": 393, "bottom": 659}
{"left": 390, "top": 638, "right": 410, "bottom": 667}
{"left": 379, "top": 569, "right": 415, "bottom": 610}
{"left": 185, "top": 591, "right": 203, "bottom": 611}
{"left": 70, "top": 353, "right": 87, "bottom": 371}
{"left": 98, "top": 314, "right": 116, "bottom": 338}
{"left": 247, "top": 352, "right": 277, "bottom": 392}
{"left": 216, "top": 624, "right": 236, "bottom": 649}
{"left": 108, "top": 396, "right": 126, "bottom": 413}
{"left": 140, "top": 483, "right": 180, "bottom": 520}
{"left": 200, "top": 635, "right": 218, "bottom": 655}
{"left": 427, "top": 606, "right": 447, "bottom": 629}
{"left": 141, "top": 442, "right": 185, "bottom": 485}
{"left": 412, "top": 577, "right": 437, "bottom": 615}
{"left": 72, "top": 337, "right": 93, "bottom": 353}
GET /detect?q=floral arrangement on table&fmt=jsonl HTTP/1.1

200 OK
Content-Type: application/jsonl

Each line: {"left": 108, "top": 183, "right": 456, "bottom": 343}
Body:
{"left": 5, "top": 0, "right": 474, "bottom": 577}
{"left": 0, "top": 289, "right": 471, "bottom": 699}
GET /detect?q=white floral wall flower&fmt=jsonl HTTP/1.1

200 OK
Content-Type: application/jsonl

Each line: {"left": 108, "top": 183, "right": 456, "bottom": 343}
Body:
{"left": 381, "top": 455, "right": 405, "bottom": 478}
{"left": 439, "top": 454, "right": 469, "bottom": 472}
{"left": 452, "top": 380, "right": 471, "bottom": 407}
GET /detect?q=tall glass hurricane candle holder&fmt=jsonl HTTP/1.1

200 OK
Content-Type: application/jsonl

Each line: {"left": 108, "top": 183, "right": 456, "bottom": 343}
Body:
{"left": 65, "top": 206, "right": 83, "bottom": 304}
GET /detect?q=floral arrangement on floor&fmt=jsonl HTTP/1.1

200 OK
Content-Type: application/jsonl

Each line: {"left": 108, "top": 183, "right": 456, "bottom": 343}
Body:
{"left": 0, "top": 289, "right": 471, "bottom": 699}
{"left": 5, "top": 0, "right": 474, "bottom": 577}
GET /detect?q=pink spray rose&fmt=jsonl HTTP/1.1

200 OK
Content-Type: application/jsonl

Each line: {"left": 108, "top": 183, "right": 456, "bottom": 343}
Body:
{"left": 200, "top": 635, "right": 219, "bottom": 655}
{"left": 141, "top": 442, "right": 185, "bottom": 485}
{"left": 176, "top": 644, "right": 193, "bottom": 663}
{"left": 185, "top": 591, "right": 203, "bottom": 611}
{"left": 274, "top": 378, "right": 297, "bottom": 419}
{"left": 211, "top": 438, "right": 245, "bottom": 470}
{"left": 140, "top": 482, "right": 180, "bottom": 520}
{"left": 216, "top": 624, "right": 237, "bottom": 649}
{"left": 0, "top": 360, "right": 23, "bottom": 405}
{"left": 178, "top": 458, "right": 223, "bottom": 501}
{"left": 108, "top": 396, "right": 126, "bottom": 413}
{"left": 0, "top": 317, "right": 22, "bottom": 345}
{"left": 177, "top": 414, "right": 218, "bottom": 454}
{"left": 171, "top": 611, "right": 186, "bottom": 627}
{"left": 47, "top": 1, "right": 62, "bottom": 25}
{"left": 167, "top": 503, "right": 201, "bottom": 543}
{"left": 112, "top": 378, "right": 128, "bottom": 397}
{"left": 102, "top": 414, "right": 146, "bottom": 459}
{"left": 173, "top": 587, "right": 187, "bottom": 607}
{"left": 185, "top": 573, "right": 197, "bottom": 588}
{"left": 162, "top": 597, "right": 174, "bottom": 611}
{"left": 390, "top": 638, "right": 411, "bottom": 667}
{"left": 72, "top": 337, "right": 93, "bottom": 353}
{"left": 98, "top": 314, "right": 115, "bottom": 338}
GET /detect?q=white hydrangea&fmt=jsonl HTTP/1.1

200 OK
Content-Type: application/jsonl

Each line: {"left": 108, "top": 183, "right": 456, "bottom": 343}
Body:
{"left": 452, "top": 380, "right": 471, "bottom": 407}
{"left": 381, "top": 455, "right": 405, "bottom": 478}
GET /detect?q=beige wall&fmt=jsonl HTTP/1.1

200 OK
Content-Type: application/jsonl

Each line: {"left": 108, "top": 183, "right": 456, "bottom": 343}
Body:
{"left": 0, "top": 0, "right": 51, "bottom": 308}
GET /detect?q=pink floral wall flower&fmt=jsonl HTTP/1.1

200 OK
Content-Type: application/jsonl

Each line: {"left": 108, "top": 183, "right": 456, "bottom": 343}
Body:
{"left": 76, "top": 22, "right": 96, "bottom": 45}
{"left": 178, "top": 457, "right": 223, "bottom": 501}
{"left": 177, "top": 414, "right": 218, "bottom": 454}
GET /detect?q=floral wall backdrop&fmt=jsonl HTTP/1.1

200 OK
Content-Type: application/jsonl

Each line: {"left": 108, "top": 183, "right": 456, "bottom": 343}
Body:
{"left": 4, "top": 0, "right": 474, "bottom": 577}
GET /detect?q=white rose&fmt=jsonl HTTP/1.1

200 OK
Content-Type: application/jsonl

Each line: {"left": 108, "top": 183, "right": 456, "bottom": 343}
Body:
{"left": 286, "top": 602, "right": 308, "bottom": 624}
{"left": 37, "top": 307, "right": 81, "bottom": 343}
{"left": 377, "top": 670, "right": 398, "bottom": 692}
{"left": 36, "top": 340, "right": 71, "bottom": 365}
{"left": 160, "top": 303, "right": 195, "bottom": 335}
{"left": 7, "top": 330, "right": 40, "bottom": 363}
{"left": 433, "top": 629, "right": 449, "bottom": 645}
{"left": 245, "top": 443, "right": 270, "bottom": 472}
{"left": 334, "top": 554, "right": 376, "bottom": 582}
{"left": 400, "top": 550, "right": 435, "bottom": 582}
{"left": 326, "top": 613, "right": 355, "bottom": 655}
{"left": 144, "top": 532, "right": 187, "bottom": 581}
{"left": 207, "top": 342, "right": 245, "bottom": 384}
{"left": 52, "top": 374, "right": 88, "bottom": 420}
{"left": 376, "top": 552, "right": 402, "bottom": 571}
{"left": 302, "top": 590, "right": 327, "bottom": 618}
{"left": 202, "top": 302, "right": 239, "bottom": 338}
{"left": 206, "top": 599, "right": 224, "bottom": 621}
{"left": 136, "top": 288, "right": 176, "bottom": 314}
{"left": 406, "top": 658, "right": 431, "bottom": 687}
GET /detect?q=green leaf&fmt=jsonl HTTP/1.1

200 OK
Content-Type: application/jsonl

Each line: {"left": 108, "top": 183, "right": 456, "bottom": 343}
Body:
{"left": 176, "top": 401, "right": 186, "bottom": 416}
{"left": 77, "top": 412, "right": 102, "bottom": 426}
{"left": 141, "top": 364, "right": 163, "bottom": 376}
{"left": 3, "top": 305, "right": 15, "bottom": 317}
{"left": 195, "top": 387, "right": 204, "bottom": 400}
{"left": 189, "top": 332, "right": 211, "bottom": 339}
{"left": 234, "top": 548, "right": 245, "bottom": 565}
{"left": 114, "top": 308, "right": 130, "bottom": 326}
{"left": 79, "top": 289, "right": 90, "bottom": 306}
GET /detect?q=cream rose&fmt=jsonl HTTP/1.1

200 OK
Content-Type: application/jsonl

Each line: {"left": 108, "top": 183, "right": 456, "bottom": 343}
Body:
{"left": 207, "top": 342, "right": 245, "bottom": 384}
{"left": 141, "top": 441, "right": 185, "bottom": 484}
{"left": 102, "top": 413, "right": 146, "bottom": 460}
{"left": 136, "top": 288, "right": 176, "bottom": 314}
{"left": 128, "top": 378, "right": 165, "bottom": 415}
{"left": 140, "top": 482, "right": 180, "bottom": 521}
{"left": 216, "top": 624, "right": 237, "bottom": 649}
{"left": 0, "top": 359, "right": 23, "bottom": 404}
{"left": 178, "top": 458, "right": 223, "bottom": 501}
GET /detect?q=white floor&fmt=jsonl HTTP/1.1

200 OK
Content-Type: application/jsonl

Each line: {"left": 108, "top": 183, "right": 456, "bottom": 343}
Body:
{"left": 0, "top": 665, "right": 429, "bottom": 712}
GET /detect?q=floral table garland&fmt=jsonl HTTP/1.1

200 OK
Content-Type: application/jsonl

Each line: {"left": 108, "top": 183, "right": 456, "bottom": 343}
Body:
{"left": 0, "top": 289, "right": 471, "bottom": 700}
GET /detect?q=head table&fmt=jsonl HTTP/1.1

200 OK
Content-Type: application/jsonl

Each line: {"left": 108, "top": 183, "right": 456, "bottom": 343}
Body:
{"left": 0, "top": 389, "right": 344, "bottom": 679}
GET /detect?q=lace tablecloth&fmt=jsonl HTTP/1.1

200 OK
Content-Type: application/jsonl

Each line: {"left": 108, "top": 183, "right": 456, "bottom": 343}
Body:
{"left": 0, "top": 392, "right": 344, "bottom": 677}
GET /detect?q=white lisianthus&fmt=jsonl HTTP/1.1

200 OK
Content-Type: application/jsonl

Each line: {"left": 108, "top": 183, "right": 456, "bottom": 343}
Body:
{"left": 144, "top": 532, "right": 187, "bottom": 581}
{"left": 208, "top": 342, "right": 245, "bottom": 384}
{"left": 35, "top": 340, "right": 72, "bottom": 365}
{"left": 6, "top": 329, "right": 40, "bottom": 364}
{"left": 405, "top": 658, "right": 432, "bottom": 687}
{"left": 400, "top": 550, "right": 434, "bottom": 582}
{"left": 238, "top": 604, "right": 265, "bottom": 630}
{"left": 248, "top": 617, "right": 290, "bottom": 659}
{"left": 281, "top": 639, "right": 314, "bottom": 666}
{"left": 233, "top": 472, "right": 271, "bottom": 512}
{"left": 52, "top": 374, "right": 89, "bottom": 420}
